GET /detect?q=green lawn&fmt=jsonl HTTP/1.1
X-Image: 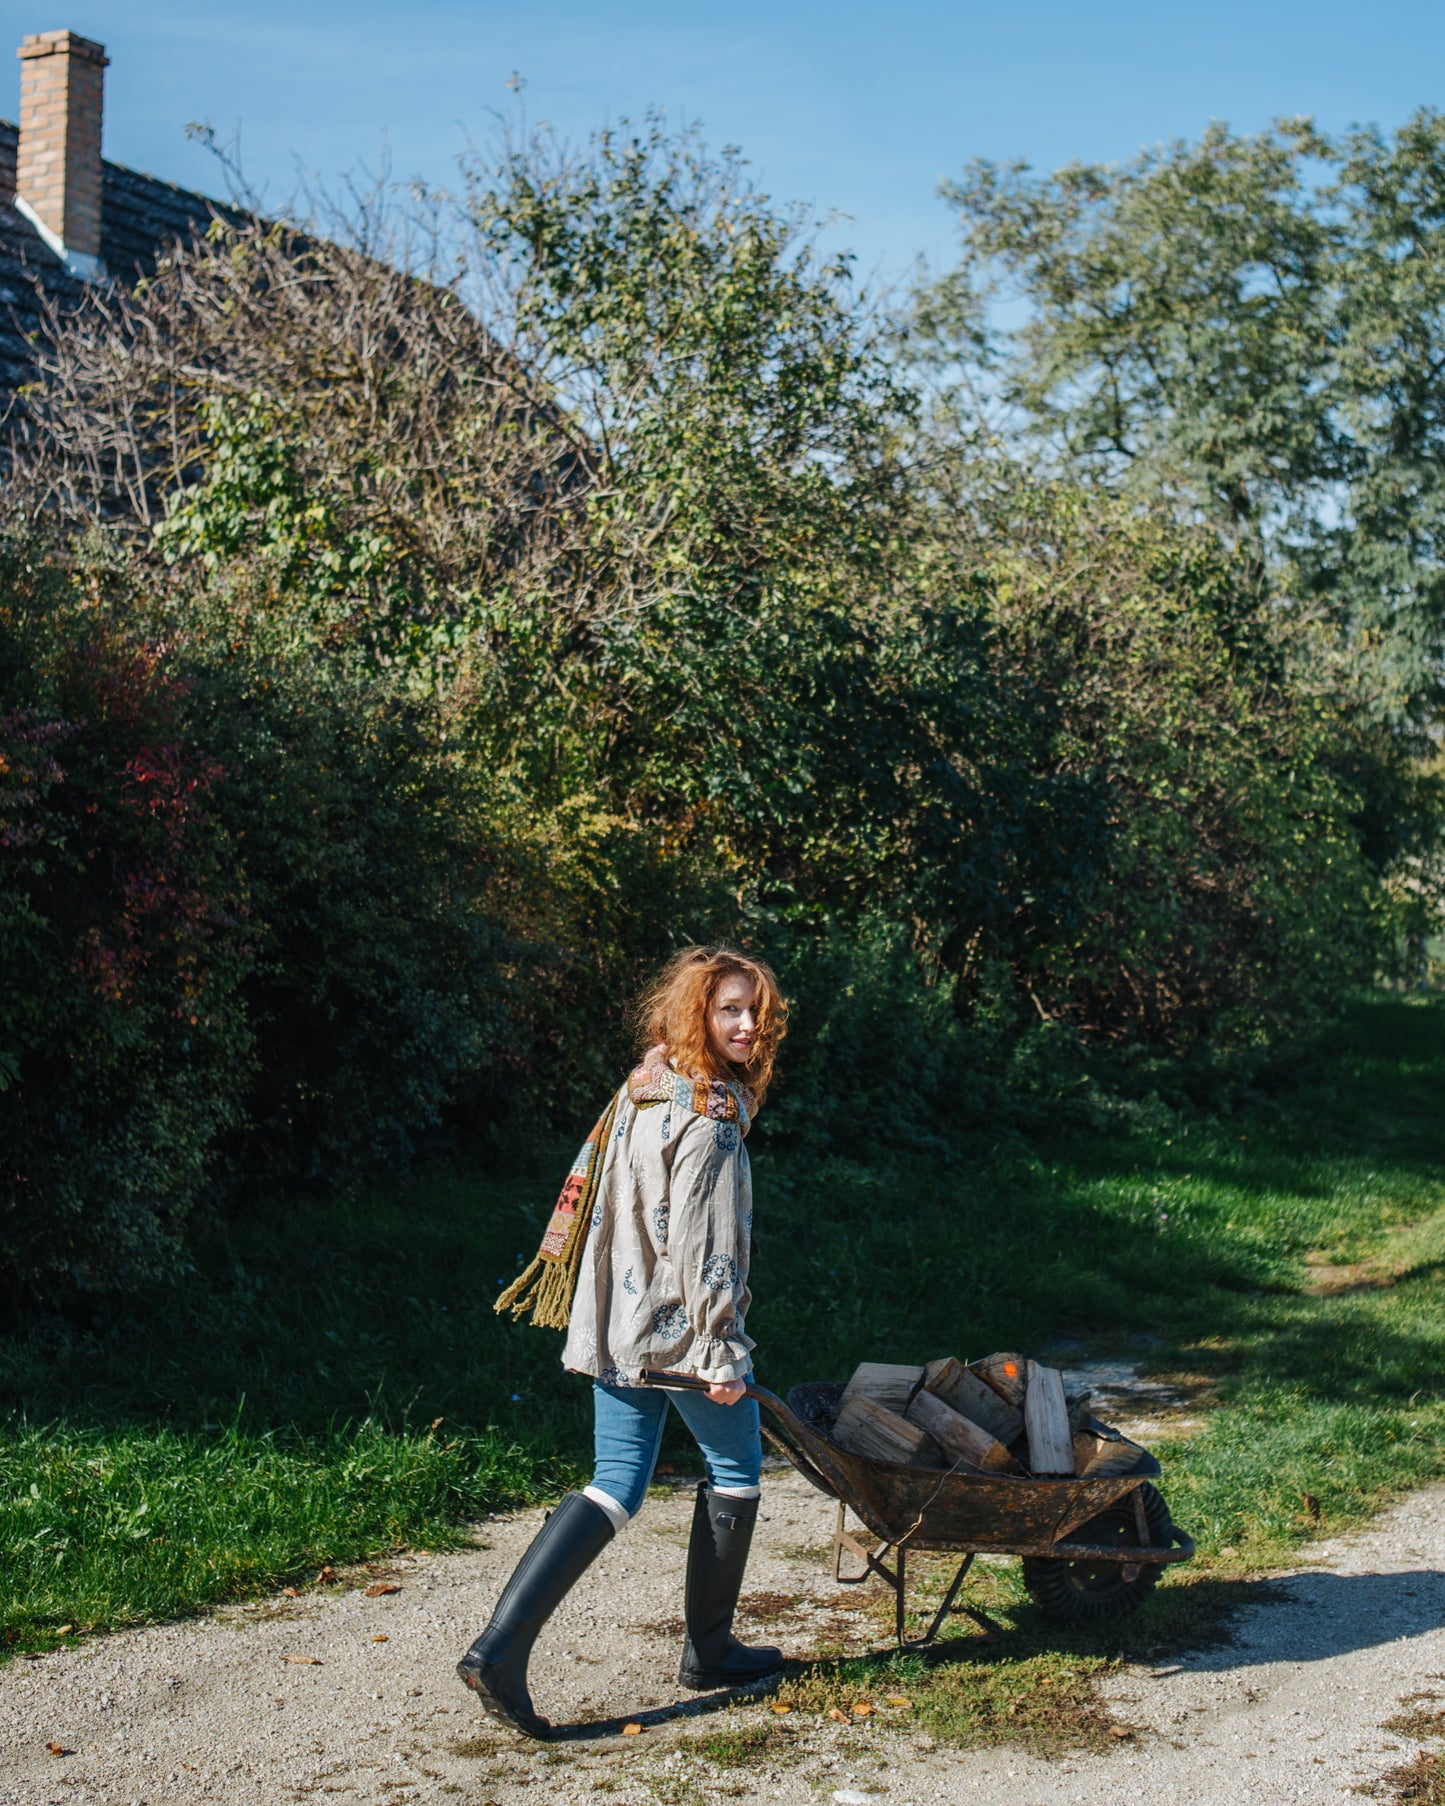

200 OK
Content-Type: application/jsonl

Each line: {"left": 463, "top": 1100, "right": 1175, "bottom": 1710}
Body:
{"left": 4, "top": 994, "right": 1444, "bottom": 1664}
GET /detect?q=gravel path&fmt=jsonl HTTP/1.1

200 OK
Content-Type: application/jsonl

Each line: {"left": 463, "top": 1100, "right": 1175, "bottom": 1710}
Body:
{"left": 3, "top": 1468, "right": 1443, "bottom": 1806}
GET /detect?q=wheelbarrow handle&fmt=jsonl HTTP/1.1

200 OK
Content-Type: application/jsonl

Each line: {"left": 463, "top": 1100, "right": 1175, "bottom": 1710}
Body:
{"left": 635, "top": 1368, "right": 766, "bottom": 1402}
{"left": 635, "top": 1369, "right": 841, "bottom": 1501}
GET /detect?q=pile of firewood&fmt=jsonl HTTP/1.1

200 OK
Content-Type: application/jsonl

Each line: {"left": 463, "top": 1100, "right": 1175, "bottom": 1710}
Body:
{"left": 828, "top": 1353, "right": 1142, "bottom": 1479}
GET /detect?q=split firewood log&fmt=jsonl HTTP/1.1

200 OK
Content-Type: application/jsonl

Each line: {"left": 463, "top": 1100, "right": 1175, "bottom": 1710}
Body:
{"left": 1065, "top": 1388, "right": 1093, "bottom": 1432}
{"left": 832, "top": 1389, "right": 941, "bottom": 1467}
{"left": 1074, "top": 1419, "right": 1146, "bottom": 1478}
{"left": 1023, "top": 1359, "right": 1076, "bottom": 1475}
{"left": 924, "top": 1356, "right": 1024, "bottom": 1447}
{"left": 967, "top": 1351, "right": 1028, "bottom": 1407}
{"left": 838, "top": 1362, "right": 925, "bottom": 1418}
{"left": 905, "top": 1387, "right": 1018, "bottom": 1474}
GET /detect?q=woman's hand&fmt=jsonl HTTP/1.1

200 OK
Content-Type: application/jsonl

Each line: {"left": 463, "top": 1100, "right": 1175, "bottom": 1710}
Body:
{"left": 706, "top": 1378, "right": 747, "bottom": 1406}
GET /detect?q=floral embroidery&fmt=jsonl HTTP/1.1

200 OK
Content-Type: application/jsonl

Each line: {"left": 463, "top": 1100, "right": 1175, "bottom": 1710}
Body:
{"left": 598, "top": 1365, "right": 626, "bottom": 1388}
{"left": 660, "top": 1113, "right": 672, "bottom": 1144}
{"left": 622, "top": 1265, "right": 638, "bottom": 1296}
{"left": 590, "top": 1199, "right": 605, "bottom": 1229}
{"left": 652, "top": 1302, "right": 688, "bottom": 1341}
{"left": 652, "top": 1203, "right": 670, "bottom": 1246}
{"left": 702, "top": 1253, "right": 739, "bottom": 1291}
{"left": 713, "top": 1120, "right": 739, "bottom": 1153}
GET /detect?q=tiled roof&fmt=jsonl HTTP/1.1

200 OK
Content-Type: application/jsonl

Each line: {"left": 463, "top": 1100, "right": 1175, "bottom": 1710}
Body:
{"left": 0, "top": 119, "right": 243, "bottom": 405}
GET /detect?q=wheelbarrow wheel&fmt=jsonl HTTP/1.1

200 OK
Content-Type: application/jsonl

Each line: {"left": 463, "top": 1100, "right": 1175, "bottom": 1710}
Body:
{"left": 1022, "top": 1483, "right": 1173, "bottom": 1621}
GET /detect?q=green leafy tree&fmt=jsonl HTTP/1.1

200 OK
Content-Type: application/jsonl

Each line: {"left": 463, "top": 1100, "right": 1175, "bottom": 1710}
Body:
{"left": 926, "top": 110, "right": 1445, "bottom": 725}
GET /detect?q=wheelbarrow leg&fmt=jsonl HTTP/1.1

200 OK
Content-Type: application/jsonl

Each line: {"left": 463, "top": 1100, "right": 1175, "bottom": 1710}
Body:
{"left": 916, "top": 1553, "right": 975, "bottom": 1649}
{"left": 895, "top": 1549, "right": 975, "bottom": 1650}
{"left": 832, "top": 1502, "right": 895, "bottom": 1587}
{"left": 833, "top": 1506, "right": 978, "bottom": 1650}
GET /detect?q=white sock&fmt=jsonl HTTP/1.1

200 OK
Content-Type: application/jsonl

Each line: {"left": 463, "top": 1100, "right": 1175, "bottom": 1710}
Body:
{"left": 582, "top": 1485, "right": 631, "bottom": 1532}
{"left": 711, "top": 1484, "right": 760, "bottom": 1500}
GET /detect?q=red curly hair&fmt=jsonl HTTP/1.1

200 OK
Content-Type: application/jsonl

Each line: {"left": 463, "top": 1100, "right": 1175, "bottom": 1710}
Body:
{"left": 636, "top": 945, "right": 787, "bottom": 1106}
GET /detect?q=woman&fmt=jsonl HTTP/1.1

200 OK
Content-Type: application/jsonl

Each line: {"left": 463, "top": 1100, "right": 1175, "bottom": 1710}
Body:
{"left": 458, "top": 945, "right": 788, "bottom": 1740}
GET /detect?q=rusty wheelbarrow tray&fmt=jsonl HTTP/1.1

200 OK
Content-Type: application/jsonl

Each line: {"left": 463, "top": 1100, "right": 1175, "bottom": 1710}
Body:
{"left": 640, "top": 1372, "right": 1195, "bottom": 1648}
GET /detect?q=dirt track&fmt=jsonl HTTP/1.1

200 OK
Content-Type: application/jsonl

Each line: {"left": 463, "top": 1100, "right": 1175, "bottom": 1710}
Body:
{"left": 2, "top": 1469, "right": 1443, "bottom": 1806}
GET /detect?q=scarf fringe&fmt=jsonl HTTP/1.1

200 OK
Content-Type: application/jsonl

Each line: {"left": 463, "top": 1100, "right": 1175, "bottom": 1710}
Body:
{"left": 494, "top": 1253, "right": 576, "bottom": 1330}
{"left": 494, "top": 1092, "right": 618, "bottom": 1331}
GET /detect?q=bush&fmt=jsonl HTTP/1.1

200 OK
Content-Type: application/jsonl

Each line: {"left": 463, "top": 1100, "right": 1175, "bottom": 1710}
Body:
{"left": 178, "top": 614, "right": 513, "bottom": 1178}
{"left": 939, "top": 485, "right": 1392, "bottom": 1053}
{"left": 0, "top": 537, "right": 522, "bottom": 1297}
{"left": 0, "top": 540, "right": 252, "bottom": 1296}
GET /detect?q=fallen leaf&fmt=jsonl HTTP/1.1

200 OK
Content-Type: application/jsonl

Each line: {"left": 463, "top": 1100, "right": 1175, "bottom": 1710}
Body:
{"left": 283, "top": 1655, "right": 322, "bottom": 1666}
{"left": 282, "top": 1588, "right": 300, "bottom": 1599}
{"left": 828, "top": 1707, "right": 848, "bottom": 1723}
{"left": 771, "top": 1702, "right": 792, "bottom": 1714}
{"left": 622, "top": 1722, "right": 642, "bottom": 1736}
{"left": 850, "top": 1701, "right": 873, "bottom": 1716}
{"left": 1302, "top": 1493, "right": 1321, "bottom": 1520}
{"left": 1150, "top": 1665, "right": 1185, "bottom": 1678}
{"left": 885, "top": 1696, "right": 913, "bottom": 1708}
{"left": 364, "top": 1582, "right": 401, "bottom": 1597}
{"left": 655, "top": 1463, "right": 675, "bottom": 1476}
{"left": 372, "top": 1635, "right": 389, "bottom": 1643}
{"left": 1219, "top": 1546, "right": 1239, "bottom": 1558}
{"left": 46, "top": 1741, "right": 71, "bottom": 1757}
{"left": 316, "top": 1566, "right": 337, "bottom": 1583}
{"left": 1108, "top": 1725, "right": 1133, "bottom": 1740}
{"left": 54, "top": 1625, "right": 73, "bottom": 1636}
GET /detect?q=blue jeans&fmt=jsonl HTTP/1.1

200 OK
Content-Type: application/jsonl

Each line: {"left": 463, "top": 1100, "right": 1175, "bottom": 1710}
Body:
{"left": 589, "top": 1380, "right": 762, "bottom": 1519}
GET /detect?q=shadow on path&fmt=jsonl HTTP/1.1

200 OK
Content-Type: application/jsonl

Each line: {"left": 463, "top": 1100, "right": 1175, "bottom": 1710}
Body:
{"left": 1176, "top": 1565, "right": 1445, "bottom": 1671}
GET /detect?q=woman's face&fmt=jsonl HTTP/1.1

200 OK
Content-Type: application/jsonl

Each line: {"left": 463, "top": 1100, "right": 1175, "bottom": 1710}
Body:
{"left": 708, "top": 972, "right": 759, "bottom": 1068}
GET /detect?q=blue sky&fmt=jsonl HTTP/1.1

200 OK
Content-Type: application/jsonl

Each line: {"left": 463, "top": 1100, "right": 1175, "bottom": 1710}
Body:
{"left": 3, "top": 0, "right": 1442, "bottom": 282}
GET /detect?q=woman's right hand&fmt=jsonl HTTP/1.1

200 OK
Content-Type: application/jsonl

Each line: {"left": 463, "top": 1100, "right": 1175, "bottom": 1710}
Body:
{"left": 707, "top": 1378, "right": 747, "bottom": 1406}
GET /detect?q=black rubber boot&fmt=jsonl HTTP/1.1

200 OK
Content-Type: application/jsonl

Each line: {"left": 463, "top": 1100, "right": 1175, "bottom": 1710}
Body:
{"left": 677, "top": 1483, "right": 783, "bottom": 1690}
{"left": 456, "top": 1491, "right": 614, "bottom": 1738}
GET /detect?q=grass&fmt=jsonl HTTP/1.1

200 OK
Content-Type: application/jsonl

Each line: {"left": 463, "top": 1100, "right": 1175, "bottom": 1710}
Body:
{"left": 750, "top": 1548, "right": 1268, "bottom": 1753}
{"left": 1363, "top": 1749, "right": 1445, "bottom": 1804}
{"left": 3, "top": 993, "right": 1445, "bottom": 1679}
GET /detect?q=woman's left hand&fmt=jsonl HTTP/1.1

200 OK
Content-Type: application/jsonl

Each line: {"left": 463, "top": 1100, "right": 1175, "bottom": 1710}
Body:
{"left": 707, "top": 1378, "right": 747, "bottom": 1406}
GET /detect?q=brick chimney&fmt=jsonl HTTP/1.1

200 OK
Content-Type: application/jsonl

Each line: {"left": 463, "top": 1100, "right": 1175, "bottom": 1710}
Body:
{"left": 15, "top": 29, "right": 108, "bottom": 279}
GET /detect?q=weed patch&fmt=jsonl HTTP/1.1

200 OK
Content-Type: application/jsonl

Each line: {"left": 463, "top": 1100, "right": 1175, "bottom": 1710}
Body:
{"left": 1360, "top": 1747, "right": 1445, "bottom": 1803}
{"left": 735, "top": 1589, "right": 805, "bottom": 1624}
{"left": 1385, "top": 1697, "right": 1445, "bottom": 1741}
{"left": 689, "top": 1718, "right": 800, "bottom": 1766}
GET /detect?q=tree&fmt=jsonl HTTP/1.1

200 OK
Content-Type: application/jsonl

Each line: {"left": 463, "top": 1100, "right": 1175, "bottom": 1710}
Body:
{"left": 925, "top": 110, "right": 1445, "bottom": 726}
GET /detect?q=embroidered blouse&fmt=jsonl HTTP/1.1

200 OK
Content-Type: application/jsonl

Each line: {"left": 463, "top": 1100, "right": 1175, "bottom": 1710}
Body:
{"left": 560, "top": 1075, "right": 755, "bottom": 1386}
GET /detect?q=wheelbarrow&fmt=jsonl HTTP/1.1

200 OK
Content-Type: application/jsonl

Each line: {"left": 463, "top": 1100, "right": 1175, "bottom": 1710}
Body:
{"left": 640, "top": 1371, "right": 1194, "bottom": 1648}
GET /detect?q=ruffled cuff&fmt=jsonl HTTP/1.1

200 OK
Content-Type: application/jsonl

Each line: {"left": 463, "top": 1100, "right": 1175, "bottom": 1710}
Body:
{"left": 687, "top": 1336, "right": 755, "bottom": 1385}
